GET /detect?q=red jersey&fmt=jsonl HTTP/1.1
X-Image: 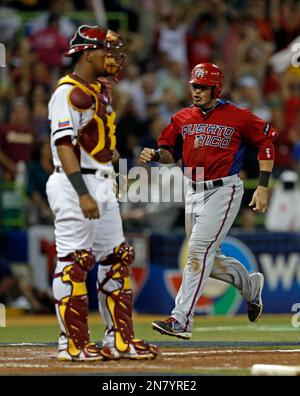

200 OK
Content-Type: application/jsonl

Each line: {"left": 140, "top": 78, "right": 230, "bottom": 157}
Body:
{"left": 0, "top": 123, "right": 35, "bottom": 164}
{"left": 30, "top": 27, "right": 69, "bottom": 68}
{"left": 157, "top": 100, "right": 277, "bottom": 180}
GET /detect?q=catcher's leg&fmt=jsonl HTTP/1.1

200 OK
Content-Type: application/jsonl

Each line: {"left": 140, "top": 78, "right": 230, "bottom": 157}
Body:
{"left": 97, "top": 242, "right": 160, "bottom": 360}
{"left": 53, "top": 249, "right": 102, "bottom": 361}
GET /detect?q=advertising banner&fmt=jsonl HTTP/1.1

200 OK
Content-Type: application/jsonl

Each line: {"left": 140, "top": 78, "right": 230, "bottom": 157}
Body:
{"left": 4, "top": 228, "right": 300, "bottom": 314}
{"left": 135, "top": 231, "right": 300, "bottom": 315}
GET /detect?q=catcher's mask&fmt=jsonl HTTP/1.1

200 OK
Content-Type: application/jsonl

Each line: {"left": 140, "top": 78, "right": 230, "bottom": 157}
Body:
{"left": 189, "top": 63, "right": 223, "bottom": 98}
{"left": 65, "top": 25, "right": 125, "bottom": 78}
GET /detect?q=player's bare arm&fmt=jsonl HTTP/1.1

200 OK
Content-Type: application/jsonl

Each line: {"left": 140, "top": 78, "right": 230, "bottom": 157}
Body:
{"left": 249, "top": 159, "right": 274, "bottom": 214}
{"left": 57, "top": 144, "right": 100, "bottom": 220}
{"left": 140, "top": 148, "right": 175, "bottom": 164}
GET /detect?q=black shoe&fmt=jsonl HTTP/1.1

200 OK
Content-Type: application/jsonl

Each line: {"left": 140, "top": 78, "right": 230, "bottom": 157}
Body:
{"left": 151, "top": 317, "right": 191, "bottom": 340}
{"left": 247, "top": 273, "right": 264, "bottom": 322}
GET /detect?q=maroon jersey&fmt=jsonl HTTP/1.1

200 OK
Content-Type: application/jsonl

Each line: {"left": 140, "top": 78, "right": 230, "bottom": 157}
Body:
{"left": 157, "top": 100, "right": 277, "bottom": 180}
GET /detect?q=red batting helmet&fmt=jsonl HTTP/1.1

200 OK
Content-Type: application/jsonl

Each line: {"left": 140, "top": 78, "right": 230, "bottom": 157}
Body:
{"left": 189, "top": 63, "right": 223, "bottom": 98}
{"left": 65, "top": 25, "right": 125, "bottom": 77}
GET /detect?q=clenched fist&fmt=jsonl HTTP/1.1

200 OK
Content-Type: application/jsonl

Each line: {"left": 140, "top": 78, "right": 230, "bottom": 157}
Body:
{"left": 140, "top": 148, "right": 156, "bottom": 164}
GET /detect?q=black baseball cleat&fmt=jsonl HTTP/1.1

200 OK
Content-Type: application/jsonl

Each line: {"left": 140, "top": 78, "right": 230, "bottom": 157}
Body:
{"left": 247, "top": 273, "right": 264, "bottom": 322}
{"left": 151, "top": 317, "right": 192, "bottom": 340}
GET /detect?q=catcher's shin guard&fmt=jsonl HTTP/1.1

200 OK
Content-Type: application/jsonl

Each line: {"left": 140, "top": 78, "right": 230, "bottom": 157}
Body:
{"left": 54, "top": 249, "right": 97, "bottom": 359}
{"left": 98, "top": 242, "right": 135, "bottom": 352}
{"left": 98, "top": 242, "right": 160, "bottom": 360}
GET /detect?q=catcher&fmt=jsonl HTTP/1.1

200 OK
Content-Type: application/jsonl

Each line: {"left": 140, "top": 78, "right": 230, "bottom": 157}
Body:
{"left": 46, "top": 25, "right": 159, "bottom": 361}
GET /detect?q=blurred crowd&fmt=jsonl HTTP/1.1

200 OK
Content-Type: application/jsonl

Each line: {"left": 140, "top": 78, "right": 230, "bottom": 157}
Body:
{"left": 0, "top": 0, "right": 300, "bottom": 231}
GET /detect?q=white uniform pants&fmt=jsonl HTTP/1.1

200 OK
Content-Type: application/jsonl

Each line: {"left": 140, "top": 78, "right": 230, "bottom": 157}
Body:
{"left": 172, "top": 174, "right": 260, "bottom": 331}
{"left": 46, "top": 171, "right": 124, "bottom": 260}
{"left": 47, "top": 171, "right": 125, "bottom": 349}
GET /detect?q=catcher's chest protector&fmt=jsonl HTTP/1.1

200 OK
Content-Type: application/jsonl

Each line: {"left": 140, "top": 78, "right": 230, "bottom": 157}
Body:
{"left": 57, "top": 74, "right": 116, "bottom": 163}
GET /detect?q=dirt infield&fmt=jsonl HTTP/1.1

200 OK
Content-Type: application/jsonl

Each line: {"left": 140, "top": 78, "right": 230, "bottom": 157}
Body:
{"left": 1, "top": 345, "right": 300, "bottom": 375}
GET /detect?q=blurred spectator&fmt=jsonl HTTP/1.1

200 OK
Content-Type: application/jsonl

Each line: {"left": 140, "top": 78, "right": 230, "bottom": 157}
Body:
{"left": 155, "top": 5, "right": 188, "bottom": 72}
{"left": 288, "top": 107, "right": 300, "bottom": 173}
{"left": 292, "top": 141, "right": 300, "bottom": 174}
{"left": 117, "top": 61, "right": 144, "bottom": 117}
{"left": 119, "top": 29, "right": 145, "bottom": 62}
{"left": 221, "top": 12, "right": 243, "bottom": 74}
{"left": 0, "top": 2, "right": 21, "bottom": 43}
{"left": 9, "top": 0, "right": 51, "bottom": 11}
{"left": 265, "top": 170, "right": 300, "bottom": 231}
{"left": 0, "top": 98, "right": 35, "bottom": 181}
{"left": 239, "top": 208, "right": 257, "bottom": 231}
{"left": 235, "top": 76, "right": 272, "bottom": 180}
{"left": 263, "top": 65, "right": 281, "bottom": 99}
{"left": 156, "top": 59, "right": 186, "bottom": 102}
{"left": 141, "top": 115, "right": 166, "bottom": 149}
{"left": 119, "top": 71, "right": 163, "bottom": 121}
{"left": 237, "top": 75, "right": 272, "bottom": 121}
{"left": 0, "top": 66, "right": 10, "bottom": 120}
{"left": 271, "top": 0, "right": 300, "bottom": 51}
{"left": 30, "top": 60, "right": 51, "bottom": 87}
{"left": 7, "top": 37, "right": 32, "bottom": 99}
{"left": 236, "top": 18, "right": 274, "bottom": 83}
{"left": 133, "top": 0, "right": 158, "bottom": 59}
{"left": 116, "top": 96, "right": 143, "bottom": 169}
{"left": 246, "top": 0, "right": 273, "bottom": 42}
{"left": 28, "top": 83, "right": 51, "bottom": 140}
{"left": 187, "top": 12, "right": 217, "bottom": 71}
{"left": 103, "top": 0, "right": 139, "bottom": 32}
{"left": 272, "top": 67, "right": 300, "bottom": 175}
{"left": 283, "top": 70, "right": 300, "bottom": 131}
{"left": 0, "top": 255, "right": 54, "bottom": 313}
{"left": 159, "top": 89, "right": 182, "bottom": 125}
{"left": 25, "top": 0, "right": 75, "bottom": 39}
{"left": 30, "top": 13, "right": 69, "bottom": 69}
{"left": 26, "top": 139, "right": 53, "bottom": 225}
{"left": 138, "top": 100, "right": 162, "bottom": 145}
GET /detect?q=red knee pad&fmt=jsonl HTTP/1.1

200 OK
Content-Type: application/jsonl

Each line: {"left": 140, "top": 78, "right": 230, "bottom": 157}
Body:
{"left": 74, "top": 249, "right": 95, "bottom": 271}
{"left": 101, "top": 242, "right": 135, "bottom": 266}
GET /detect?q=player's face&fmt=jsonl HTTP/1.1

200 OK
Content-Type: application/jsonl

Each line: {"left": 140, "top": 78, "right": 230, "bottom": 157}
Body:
{"left": 88, "top": 48, "right": 107, "bottom": 76}
{"left": 190, "top": 84, "right": 213, "bottom": 108}
{"left": 88, "top": 47, "right": 124, "bottom": 78}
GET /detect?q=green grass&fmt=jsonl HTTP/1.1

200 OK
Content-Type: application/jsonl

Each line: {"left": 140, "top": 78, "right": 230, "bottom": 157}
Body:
{"left": 136, "top": 314, "right": 300, "bottom": 346}
{"left": 0, "top": 313, "right": 299, "bottom": 346}
{"left": 0, "top": 324, "right": 60, "bottom": 343}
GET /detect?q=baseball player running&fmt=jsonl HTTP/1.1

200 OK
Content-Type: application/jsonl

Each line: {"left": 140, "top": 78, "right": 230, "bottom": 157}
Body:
{"left": 47, "top": 25, "right": 159, "bottom": 361}
{"left": 140, "top": 63, "right": 277, "bottom": 340}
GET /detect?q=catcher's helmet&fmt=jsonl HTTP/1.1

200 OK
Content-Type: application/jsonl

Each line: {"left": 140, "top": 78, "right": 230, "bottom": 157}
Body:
{"left": 189, "top": 63, "right": 223, "bottom": 98}
{"left": 65, "top": 25, "right": 107, "bottom": 56}
{"left": 65, "top": 25, "right": 125, "bottom": 77}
